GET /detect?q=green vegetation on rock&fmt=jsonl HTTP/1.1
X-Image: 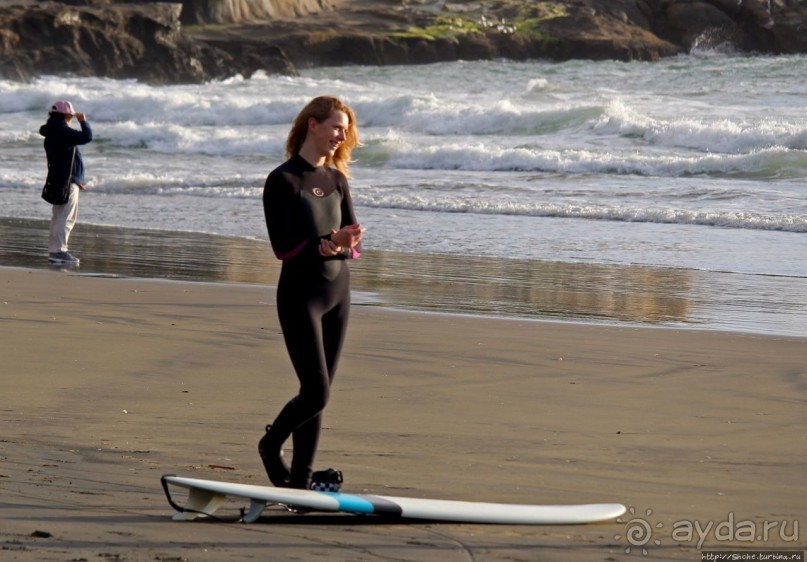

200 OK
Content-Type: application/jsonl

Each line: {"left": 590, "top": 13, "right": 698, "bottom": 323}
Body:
{"left": 391, "top": 1, "right": 567, "bottom": 44}
{"left": 391, "top": 16, "right": 484, "bottom": 44}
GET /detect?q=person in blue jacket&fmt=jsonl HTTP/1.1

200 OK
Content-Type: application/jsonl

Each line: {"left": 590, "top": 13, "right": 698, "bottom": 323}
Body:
{"left": 39, "top": 100, "right": 93, "bottom": 265}
{"left": 259, "top": 96, "right": 365, "bottom": 489}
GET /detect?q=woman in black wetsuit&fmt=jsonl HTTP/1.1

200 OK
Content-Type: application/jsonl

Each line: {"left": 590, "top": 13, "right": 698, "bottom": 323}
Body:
{"left": 259, "top": 96, "right": 365, "bottom": 489}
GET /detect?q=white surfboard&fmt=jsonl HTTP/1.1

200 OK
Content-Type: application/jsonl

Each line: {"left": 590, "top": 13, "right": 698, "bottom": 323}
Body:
{"left": 161, "top": 475, "right": 626, "bottom": 524}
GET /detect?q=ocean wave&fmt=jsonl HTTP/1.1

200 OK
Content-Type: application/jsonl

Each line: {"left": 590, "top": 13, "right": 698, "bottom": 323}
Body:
{"left": 10, "top": 73, "right": 803, "bottom": 163}
{"left": 368, "top": 140, "right": 806, "bottom": 179}
{"left": 91, "top": 174, "right": 263, "bottom": 194}
{"left": 354, "top": 95, "right": 599, "bottom": 135}
{"left": 354, "top": 195, "right": 807, "bottom": 233}
{"left": 89, "top": 121, "right": 286, "bottom": 155}
{"left": 5, "top": 75, "right": 310, "bottom": 127}
{"left": 594, "top": 98, "right": 807, "bottom": 153}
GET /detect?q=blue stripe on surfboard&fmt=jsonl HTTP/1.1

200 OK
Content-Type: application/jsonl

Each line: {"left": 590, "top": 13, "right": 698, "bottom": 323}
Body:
{"left": 324, "top": 493, "right": 403, "bottom": 516}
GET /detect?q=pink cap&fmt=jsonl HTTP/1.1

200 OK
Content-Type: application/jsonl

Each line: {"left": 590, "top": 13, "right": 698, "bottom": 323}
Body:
{"left": 50, "top": 100, "right": 76, "bottom": 115}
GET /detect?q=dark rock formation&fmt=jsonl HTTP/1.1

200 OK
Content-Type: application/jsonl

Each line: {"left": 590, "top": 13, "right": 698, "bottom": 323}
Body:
{"left": 179, "top": 0, "right": 335, "bottom": 25}
{"left": 0, "top": 0, "right": 805, "bottom": 85}
{"left": 185, "top": 0, "right": 807, "bottom": 72}
{"left": 641, "top": 0, "right": 807, "bottom": 54}
{"left": 0, "top": 0, "right": 294, "bottom": 83}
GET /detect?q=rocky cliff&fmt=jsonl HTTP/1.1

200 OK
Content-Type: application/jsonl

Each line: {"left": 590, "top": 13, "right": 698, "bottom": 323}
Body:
{"left": 0, "top": 0, "right": 294, "bottom": 83}
{"left": 1, "top": 0, "right": 805, "bottom": 84}
{"left": 180, "top": 0, "right": 335, "bottom": 25}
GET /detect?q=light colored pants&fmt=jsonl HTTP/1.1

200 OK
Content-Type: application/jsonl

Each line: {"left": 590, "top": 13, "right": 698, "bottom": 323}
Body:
{"left": 48, "top": 183, "right": 80, "bottom": 253}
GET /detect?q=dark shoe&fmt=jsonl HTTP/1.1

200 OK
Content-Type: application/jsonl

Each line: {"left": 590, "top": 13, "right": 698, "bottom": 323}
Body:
{"left": 49, "top": 251, "right": 79, "bottom": 264}
{"left": 258, "top": 425, "right": 291, "bottom": 487}
{"left": 310, "top": 468, "right": 343, "bottom": 492}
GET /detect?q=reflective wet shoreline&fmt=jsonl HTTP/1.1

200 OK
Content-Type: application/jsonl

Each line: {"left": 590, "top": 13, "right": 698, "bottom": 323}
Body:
{"left": 1, "top": 217, "right": 804, "bottom": 337}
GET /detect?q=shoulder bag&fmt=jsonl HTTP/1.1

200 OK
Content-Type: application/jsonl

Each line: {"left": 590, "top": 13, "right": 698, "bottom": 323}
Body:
{"left": 41, "top": 146, "right": 76, "bottom": 205}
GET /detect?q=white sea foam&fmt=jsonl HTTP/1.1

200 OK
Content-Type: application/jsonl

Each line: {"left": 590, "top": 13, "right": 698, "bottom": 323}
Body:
{"left": 353, "top": 192, "right": 806, "bottom": 233}
{"left": 594, "top": 98, "right": 807, "bottom": 153}
{"left": 2, "top": 56, "right": 805, "bottom": 278}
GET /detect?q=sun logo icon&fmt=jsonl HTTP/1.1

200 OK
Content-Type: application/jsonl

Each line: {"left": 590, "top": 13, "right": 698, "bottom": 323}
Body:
{"left": 614, "top": 506, "right": 664, "bottom": 555}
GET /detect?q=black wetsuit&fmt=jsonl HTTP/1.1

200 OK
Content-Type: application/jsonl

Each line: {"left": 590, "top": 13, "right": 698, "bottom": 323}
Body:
{"left": 260, "top": 153, "right": 359, "bottom": 488}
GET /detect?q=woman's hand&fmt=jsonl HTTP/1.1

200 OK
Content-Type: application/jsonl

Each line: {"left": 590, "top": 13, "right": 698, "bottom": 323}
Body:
{"left": 318, "top": 238, "right": 342, "bottom": 257}
{"left": 330, "top": 224, "right": 365, "bottom": 249}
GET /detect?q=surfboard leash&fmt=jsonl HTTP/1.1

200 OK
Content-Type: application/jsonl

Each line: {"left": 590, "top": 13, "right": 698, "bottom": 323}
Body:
{"left": 160, "top": 474, "right": 246, "bottom": 523}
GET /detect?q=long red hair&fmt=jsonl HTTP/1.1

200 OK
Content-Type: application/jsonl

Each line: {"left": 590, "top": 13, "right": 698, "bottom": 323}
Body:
{"left": 285, "top": 96, "right": 360, "bottom": 178}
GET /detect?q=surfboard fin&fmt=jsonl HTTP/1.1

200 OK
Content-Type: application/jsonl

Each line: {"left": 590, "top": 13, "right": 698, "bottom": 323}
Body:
{"left": 241, "top": 499, "right": 267, "bottom": 523}
{"left": 173, "top": 487, "right": 227, "bottom": 520}
{"left": 161, "top": 474, "right": 227, "bottom": 521}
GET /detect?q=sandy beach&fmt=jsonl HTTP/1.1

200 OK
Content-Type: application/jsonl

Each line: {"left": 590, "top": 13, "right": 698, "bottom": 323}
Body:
{"left": 1, "top": 244, "right": 805, "bottom": 561}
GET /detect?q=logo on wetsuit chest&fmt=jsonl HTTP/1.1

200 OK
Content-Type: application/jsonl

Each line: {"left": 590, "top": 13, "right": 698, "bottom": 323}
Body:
{"left": 312, "top": 187, "right": 325, "bottom": 198}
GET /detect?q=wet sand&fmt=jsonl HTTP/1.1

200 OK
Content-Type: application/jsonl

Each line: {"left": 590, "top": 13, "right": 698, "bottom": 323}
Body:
{"left": 1, "top": 233, "right": 805, "bottom": 560}
{"left": 1, "top": 217, "right": 805, "bottom": 337}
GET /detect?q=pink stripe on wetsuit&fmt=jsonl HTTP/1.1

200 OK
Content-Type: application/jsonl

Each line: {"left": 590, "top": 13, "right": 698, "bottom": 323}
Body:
{"left": 274, "top": 240, "right": 360, "bottom": 261}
